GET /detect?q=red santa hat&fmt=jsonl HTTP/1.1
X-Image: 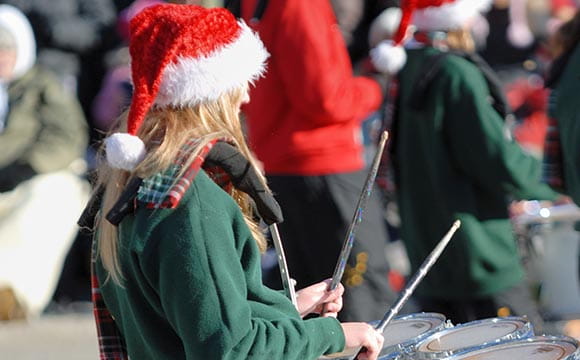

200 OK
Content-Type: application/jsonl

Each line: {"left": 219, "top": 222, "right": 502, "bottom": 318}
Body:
{"left": 370, "top": 0, "right": 492, "bottom": 74}
{"left": 105, "top": 4, "right": 269, "bottom": 170}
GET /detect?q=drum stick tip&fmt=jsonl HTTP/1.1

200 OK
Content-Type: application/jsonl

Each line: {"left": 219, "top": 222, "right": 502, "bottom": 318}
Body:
{"left": 381, "top": 131, "right": 389, "bottom": 141}
{"left": 453, "top": 220, "right": 461, "bottom": 228}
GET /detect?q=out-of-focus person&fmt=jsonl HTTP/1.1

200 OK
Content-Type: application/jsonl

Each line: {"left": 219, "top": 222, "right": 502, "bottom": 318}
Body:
{"left": 534, "top": 9, "right": 580, "bottom": 336}
{"left": 371, "top": 0, "right": 561, "bottom": 331}
{"left": 0, "top": 4, "right": 89, "bottom": 320}
{"left": 0, "top": 0, "right": 117, "bottom": 106}
{"left": 229, "top": 0, "right": 398, "bottom": 322}
{"left": 543, "top": 9, "right": 580, "bottom": 202}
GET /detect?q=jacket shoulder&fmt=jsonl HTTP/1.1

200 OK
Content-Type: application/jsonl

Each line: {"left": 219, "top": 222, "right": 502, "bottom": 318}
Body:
{"left": 438, "top": 53, "right": 483, "bottom": 81}
{"left": 428, "top": 53, "right": 489, "bottom": 97}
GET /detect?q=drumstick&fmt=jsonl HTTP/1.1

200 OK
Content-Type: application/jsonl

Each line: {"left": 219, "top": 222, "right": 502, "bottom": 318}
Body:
{"left": 327, "top": 131, "right": 389, "bottom": 295}
{"left": 349, "top": 220, "right": 461, "bottom": 360}
{"left": 270, "top": 223, "right": 298, "bottom": 307}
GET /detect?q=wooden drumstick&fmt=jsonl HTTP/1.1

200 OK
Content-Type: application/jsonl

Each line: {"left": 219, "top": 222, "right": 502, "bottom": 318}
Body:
{"left": 349, "top": 220, "right": 461, "bottom": 360}
{"left": 327, "top": 131, "right": 389, "bottom": 295}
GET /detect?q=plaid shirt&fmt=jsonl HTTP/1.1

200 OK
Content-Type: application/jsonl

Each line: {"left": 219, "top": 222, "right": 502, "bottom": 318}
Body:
{"left": 542, "top": 89, "right": 565, "bottom": 191}
{"left": 92, "top": 138, "right": 232, "bottom": 360}
{"left": 91, "top": 241, "right": 128, "bottom": 360}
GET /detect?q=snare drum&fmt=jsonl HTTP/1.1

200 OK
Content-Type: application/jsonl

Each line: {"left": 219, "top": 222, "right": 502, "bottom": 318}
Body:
{"left": 513, "top": 202, "right": 580, "bottom": 317}
{"left": 320, "top": 312, "right": 448, "bottom": 360}
{"left": 413, "top": 317, "right": 534, "bottom": 359}
{"left": 445, "top": 335, "right": 580, "bottom": 359}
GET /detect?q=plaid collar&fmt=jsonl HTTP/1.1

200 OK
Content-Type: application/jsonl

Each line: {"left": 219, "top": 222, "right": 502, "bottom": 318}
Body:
{"left": 92, "top": 138, "right": 233, "bottom": 359}
{"left": 137, "top": 138, "right": 225, "bottom": 208}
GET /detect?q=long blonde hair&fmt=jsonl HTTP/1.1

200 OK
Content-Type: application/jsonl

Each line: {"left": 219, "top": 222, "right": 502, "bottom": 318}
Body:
{"left": 96, "top": 86, "right": 268, "bottom": 284}
{"left": 445, "top": 28, "right": 476, "bottom": 53}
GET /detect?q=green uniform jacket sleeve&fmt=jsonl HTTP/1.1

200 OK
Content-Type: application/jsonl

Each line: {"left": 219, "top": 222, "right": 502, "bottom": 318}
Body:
{"left": 139, "top": 173, "right": 345, "bottom": 359}
{"left": 439, "top": 57, "right": 559, "bottom": 202}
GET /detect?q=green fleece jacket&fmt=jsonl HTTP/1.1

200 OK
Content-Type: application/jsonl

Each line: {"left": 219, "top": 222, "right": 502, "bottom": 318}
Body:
{"left": 96, "top": 170, "right": 345, "bottom": 359}
{"left": 393, "top": 47, "right": 559, "bottom": 299}
{"left": 550, "top": 44, "right": 580, "bottom": 205}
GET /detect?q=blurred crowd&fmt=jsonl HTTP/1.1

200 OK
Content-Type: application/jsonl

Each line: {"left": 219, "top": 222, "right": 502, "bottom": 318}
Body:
{"left": 0, "top": 0, "right": 579, "bottom": 343}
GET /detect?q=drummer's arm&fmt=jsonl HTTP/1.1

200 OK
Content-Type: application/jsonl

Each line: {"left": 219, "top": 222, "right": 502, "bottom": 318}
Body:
{"left": 141, "top": 196, "right": 345, "bottom": 359}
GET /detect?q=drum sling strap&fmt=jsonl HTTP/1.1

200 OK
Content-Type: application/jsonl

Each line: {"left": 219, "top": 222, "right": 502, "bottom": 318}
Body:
{"left": 79, "top": 140, "right": 283, "bottom": 360}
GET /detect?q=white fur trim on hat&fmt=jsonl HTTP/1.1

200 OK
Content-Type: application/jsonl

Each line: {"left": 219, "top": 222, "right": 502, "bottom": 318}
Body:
{"left": 155, "top": 21, "right": 269, "bottom": 107}
{"left": 413, "top": 0, "right": 493, "bottom": 32}
{"left": 371, "top": 40, "right": 407, "bottom": 74}
{"left": 105, "top": 133, "right": 147, "bottom": 170}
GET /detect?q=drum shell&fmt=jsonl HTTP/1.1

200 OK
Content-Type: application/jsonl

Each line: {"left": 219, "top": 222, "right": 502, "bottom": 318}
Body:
{"left": 513, "top": 203, "right": 580, "bottom": 318}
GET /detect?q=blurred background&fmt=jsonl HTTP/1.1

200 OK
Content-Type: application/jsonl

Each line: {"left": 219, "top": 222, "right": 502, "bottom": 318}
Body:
{"left": 0, "top": 0, "right": 579, "bottom": 358}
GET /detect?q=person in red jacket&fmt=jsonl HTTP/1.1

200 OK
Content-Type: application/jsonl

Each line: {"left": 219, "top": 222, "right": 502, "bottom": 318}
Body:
{"left": 234, "top": 0, "right": 397, "bottom": 322}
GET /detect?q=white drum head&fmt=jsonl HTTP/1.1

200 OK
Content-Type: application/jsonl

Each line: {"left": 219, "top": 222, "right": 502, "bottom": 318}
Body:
{"left": 451, "top": 336, "right": 580, "bottom": 360}
{"left": 380, "top": 312, "right": 446, "bottom": 348}
{"left": 415, "top": 317, "right": 533, "bottom": 359}
{"left": 319, "top": 313, "right": 446, "bottom": 360}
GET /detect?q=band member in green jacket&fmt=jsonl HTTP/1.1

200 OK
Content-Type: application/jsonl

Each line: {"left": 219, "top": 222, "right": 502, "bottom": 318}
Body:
{"left": 92, "top": 4, "right": 384, "bottom": 359}
{"left": 371, "top": 0, "right": 561, "bottom": 330}
{"left": 544, "top": 9, "right": 580, "bottom": 204}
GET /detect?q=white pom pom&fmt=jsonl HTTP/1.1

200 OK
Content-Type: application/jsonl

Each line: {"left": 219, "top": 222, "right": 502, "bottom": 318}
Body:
{"left": 104, "top": 133, "right": 146, "bottom": 170}
{"left": 370, "top": 40, "right": 407, "bottom": 75}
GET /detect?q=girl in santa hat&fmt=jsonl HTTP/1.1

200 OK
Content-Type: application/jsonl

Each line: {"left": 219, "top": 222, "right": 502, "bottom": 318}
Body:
{"left": 371, "top": 0, "right": 562, "bottom": 331}
{"left": 90, "top": 3, "right": 384, "bottom": 359}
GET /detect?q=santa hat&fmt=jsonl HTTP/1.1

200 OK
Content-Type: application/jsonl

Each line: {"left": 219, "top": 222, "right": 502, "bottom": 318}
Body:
{"left": 116, "top": 0, "right": 163, "bottom": 42}
{"left": 105, "top": 4, "right": 269, "bottom": 170}
{"left": 371, "top": 0, "right": 492, "bottom": 74}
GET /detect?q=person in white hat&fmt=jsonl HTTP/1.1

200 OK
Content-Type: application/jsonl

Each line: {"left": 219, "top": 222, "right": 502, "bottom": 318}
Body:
{"left": 0, "top": 4, "right": 89, "bottom": 320}
{"left": 92, "top": 4, "right": 384, "bottom": 359}
{"left": 371, "top": 0, "right": 562, "bottom": 330}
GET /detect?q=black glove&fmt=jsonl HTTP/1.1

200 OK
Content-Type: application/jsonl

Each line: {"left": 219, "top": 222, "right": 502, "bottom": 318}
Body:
{"left": 0, "top": 163, "right": 37, "bottom": 193}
